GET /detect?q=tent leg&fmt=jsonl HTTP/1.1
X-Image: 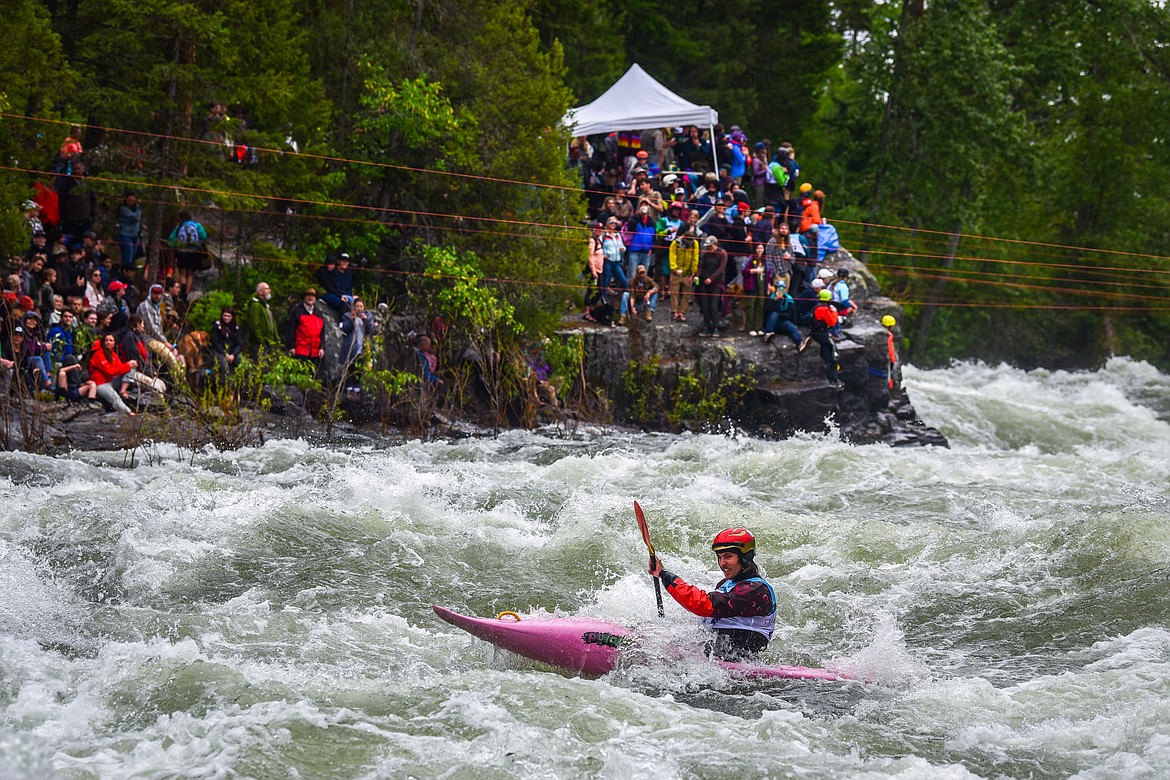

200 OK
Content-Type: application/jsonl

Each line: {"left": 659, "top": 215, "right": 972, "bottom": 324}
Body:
{"left": 710, "top": 125, "right": 719, "bottom": 177}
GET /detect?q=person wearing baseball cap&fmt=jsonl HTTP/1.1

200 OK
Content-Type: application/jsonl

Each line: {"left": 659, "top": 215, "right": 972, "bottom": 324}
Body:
{"left": 5, "top": 323, "right": 52, "bottom": 392}
{"left": 97, "top": 280, "right": 132, "bottom": 330}
{"left": 290, "top": 288, "right": 326, "bottom": 365}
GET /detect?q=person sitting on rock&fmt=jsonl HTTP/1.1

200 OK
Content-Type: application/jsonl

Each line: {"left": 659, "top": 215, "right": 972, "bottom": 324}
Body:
{"left": 47, "top": 309, "right": 76, "bottom": 367}
{"left": 315, "top": 252, "right": 356, "bottom": 316}
{"left": 5, "top": 325, "right": 52, "bottom": 393}
{"left": 135, "top": 284, "right": 185, "bottom": 375}
{"left": 620, "top": 264, "right": 659, "bottom": 325}
{"left": 89, "top": 332, "right": 162, "bottom": 414}
{"left": 97, "top": 280, "right": 131, "bottom": 330}
{"left": 796, "top": 276, "right": 826, "bottom": 323}
{"left": 55, "top": 353, "right": 96, "bottom": 404}
{"left": 762, "top": 279, "right": 801, "bottom": 347}
{"left": 117, "top": 315, "right": 168, "bottom": 395}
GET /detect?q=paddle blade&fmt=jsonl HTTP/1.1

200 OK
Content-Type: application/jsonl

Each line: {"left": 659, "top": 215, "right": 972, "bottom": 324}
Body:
{"left": 633, "top": 501, "right": 665, "bottom": 617}
{"left": 634, "top": 501, "right": 654, "bottom": 555}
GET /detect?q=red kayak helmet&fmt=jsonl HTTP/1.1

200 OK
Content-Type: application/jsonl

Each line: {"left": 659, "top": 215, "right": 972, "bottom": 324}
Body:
{"left": 711, "top": 528, "right": 756, "bottom": 557}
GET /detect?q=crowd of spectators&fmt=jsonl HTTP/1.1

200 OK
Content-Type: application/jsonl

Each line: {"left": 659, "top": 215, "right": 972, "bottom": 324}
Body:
{"left": 2, "top": 120, "right": 398, "bottom": 412}
{"left": 572, "top": 123, "right": 852, "bottom": 383}
{"left": 2, "top": 237, "right": 389, "bottom": 414}
{"left": 4, "top": 117, "right": 858, "bottom": 419}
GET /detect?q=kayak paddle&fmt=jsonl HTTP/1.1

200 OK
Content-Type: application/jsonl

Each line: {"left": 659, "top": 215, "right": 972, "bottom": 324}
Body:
{"left": 634, "top": 500, "right": 665, "bottom": 617}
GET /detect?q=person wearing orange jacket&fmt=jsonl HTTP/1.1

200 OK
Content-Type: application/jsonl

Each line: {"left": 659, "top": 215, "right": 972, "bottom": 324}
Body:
{"left": 648, "top": 528, "right": 776, "bottom": 659}
{"left": 882, "top": 314, "right": 899, "bottom": 390}
{"left": 797, "top": 185, "right": 824, "bottom": 262}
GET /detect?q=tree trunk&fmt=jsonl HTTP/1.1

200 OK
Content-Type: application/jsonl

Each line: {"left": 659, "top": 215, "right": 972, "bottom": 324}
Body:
{"left": 1103, "top": 315, "right": 1118, "bottom": 358}
{"left": 861, "top": 0, "right": 916, "bottom": 264}
{"left": 147, "top": 37, "right": 182, "bottom": 283}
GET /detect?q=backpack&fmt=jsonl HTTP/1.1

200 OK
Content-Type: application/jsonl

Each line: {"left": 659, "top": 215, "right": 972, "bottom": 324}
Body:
{"left": 770, "top": 162, "right": 789, "bottom": 188}
{"left": 175, "top": 221, "right": 201, "bottom": 248}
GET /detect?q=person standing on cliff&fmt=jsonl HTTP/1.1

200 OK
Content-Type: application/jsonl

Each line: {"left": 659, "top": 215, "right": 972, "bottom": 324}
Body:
{"left": 696, "top": 236, "right": 727, "bottom": 337}
{"left": 244, "top": 281, "right": 280, "bottom": 356}
{"left": 669, "top": 228, "right": 699, "bottom": 322}
{"left": 289, "top": 288, "right": 325, "bottom": 367}
{"left": 882, "top": 314, "right": 899, "bottom": 391}
{"left": 600, "top": 217, "right": 628, "bottom": 297}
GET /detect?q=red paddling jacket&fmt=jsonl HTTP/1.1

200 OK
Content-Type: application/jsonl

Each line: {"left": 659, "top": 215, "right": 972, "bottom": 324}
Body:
{"left": 659, "top": 565, "right": 776, "bottom": 653}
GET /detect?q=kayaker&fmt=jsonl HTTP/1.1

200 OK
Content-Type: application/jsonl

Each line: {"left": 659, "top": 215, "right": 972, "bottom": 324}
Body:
{"left": 648, "top": 528, "right": 776, "bottom": 659}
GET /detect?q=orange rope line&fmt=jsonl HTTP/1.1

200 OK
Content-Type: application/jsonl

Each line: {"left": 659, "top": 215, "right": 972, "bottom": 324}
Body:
{"left": 9, "top": 111, "right": 1170, "bottom": 265}
{"left": 0, "top": 164, "right": 583, "bottom": 237}
{"left": 867, "top": 263, "right": 1169, "bottom": 304}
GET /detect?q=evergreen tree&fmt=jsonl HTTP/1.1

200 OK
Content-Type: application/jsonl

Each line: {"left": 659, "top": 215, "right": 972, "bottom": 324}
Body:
{"left": 0, "top": 0, "right": 69, "bottom": 252}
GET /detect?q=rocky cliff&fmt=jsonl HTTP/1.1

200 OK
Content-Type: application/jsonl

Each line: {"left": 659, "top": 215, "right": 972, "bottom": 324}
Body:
{"left": 559, "top": 251, "right": 948, "bottom": 447}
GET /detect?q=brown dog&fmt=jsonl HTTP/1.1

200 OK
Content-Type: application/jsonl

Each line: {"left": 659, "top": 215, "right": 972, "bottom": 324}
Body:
{"left": 177, "top": 330, "right": 209, "bottom": 376}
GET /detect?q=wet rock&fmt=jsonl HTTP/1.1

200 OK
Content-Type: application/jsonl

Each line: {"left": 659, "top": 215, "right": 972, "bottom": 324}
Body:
{"left": 558, "top": 251, "right": 948, "bottom": 448}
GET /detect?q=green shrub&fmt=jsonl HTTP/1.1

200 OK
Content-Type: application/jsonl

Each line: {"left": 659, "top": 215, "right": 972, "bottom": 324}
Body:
{"left": 186, "top": 291, "right": 237, "bottom": 332}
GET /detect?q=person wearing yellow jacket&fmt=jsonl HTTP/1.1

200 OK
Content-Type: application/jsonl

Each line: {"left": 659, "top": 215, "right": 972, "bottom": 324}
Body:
{"left": 668, "top": 228, "right": 699, "bottom": 322}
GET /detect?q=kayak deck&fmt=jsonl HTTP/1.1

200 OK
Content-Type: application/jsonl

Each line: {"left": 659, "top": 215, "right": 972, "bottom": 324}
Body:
{"left": 433, "top": 605, "right": 854, "bottom": 682}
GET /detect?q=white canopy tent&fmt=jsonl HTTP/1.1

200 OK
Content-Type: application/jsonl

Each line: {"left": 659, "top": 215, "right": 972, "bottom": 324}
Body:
{"left": 563, "top": 63, "right": 720, "bottom": 173}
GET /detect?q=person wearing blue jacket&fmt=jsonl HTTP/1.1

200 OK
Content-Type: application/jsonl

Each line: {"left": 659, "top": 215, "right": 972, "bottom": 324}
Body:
{"left": 623, "top": 208, "right": 657, "bottom": 281}
{"left": 727, "top": 139, "right": 747, "bottom": 186}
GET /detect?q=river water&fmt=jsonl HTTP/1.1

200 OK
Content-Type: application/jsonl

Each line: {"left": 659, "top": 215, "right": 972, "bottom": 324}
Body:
{"left": 3, "top": 357, "right": 1170, "bottom": 779}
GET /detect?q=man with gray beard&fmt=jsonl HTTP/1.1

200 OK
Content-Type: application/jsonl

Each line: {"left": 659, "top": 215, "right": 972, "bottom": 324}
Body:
{"left": 244, "top": 281, "right": 280, "bottom": 356}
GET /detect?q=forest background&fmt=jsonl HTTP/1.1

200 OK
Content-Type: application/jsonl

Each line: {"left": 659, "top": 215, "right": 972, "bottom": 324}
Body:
{"left": 3, "top": 0, "right": 1169, "bottom": 371}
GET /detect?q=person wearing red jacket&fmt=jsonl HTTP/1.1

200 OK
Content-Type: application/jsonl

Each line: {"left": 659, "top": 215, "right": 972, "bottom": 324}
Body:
{"left": 799, "top": 289, "right": 842, "bottom": 384}
{"left": 289, "top": 288, "right": 326, "bottom": 366}
{"left": 648, "top": 528, "right": 776, "bottom": 659}
{"left": 88, "top": 334, "right": 135, "bottom": 414}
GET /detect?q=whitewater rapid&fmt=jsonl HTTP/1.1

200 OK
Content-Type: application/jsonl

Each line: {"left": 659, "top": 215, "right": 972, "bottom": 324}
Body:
{"left": 2, "top": 357, "right": 1169, "bottom": 778}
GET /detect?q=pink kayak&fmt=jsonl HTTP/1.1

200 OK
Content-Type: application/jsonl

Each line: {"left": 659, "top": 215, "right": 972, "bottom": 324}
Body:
{"left": 433, "top": 605, "right": 853, "bottom": 682}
